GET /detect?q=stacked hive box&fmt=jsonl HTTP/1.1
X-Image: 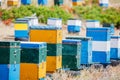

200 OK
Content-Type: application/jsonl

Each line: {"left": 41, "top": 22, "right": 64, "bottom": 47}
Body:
{"left": 72, "top": 0, "right": 83, "bottom": 6}
{"left": 0, "top": 41, "right": 20, "bottom": 80}
{"left": 86, "top": 20, "right": 100, "bottom": 28}
{"left": 67, "top": 19, "right": 81, "bottom": 33}
{"left": 66, "top": 36, "right": 92, "bottom": 65}
{"left": 86, "top": 28, "right": 111, "bottom": 64}
{"left": 47, "top": 18, "right": 62, "bottom": 28}
{"left": 99, "top": 0, "right": 109, "bottom": 7}
{"left": 14, "top": 18, "right": 29, "bottom": 41}
{"left": 20, "top": 42, "right": 47, "bottom": 80}
{"left": 110, "top": 36, "right": 120, "bottom": 60}
{"left": 21, "top": 0, "right": 31, "bottom": 5}
{"left": 54, "top": 0, "right": 63, "bottom": 5}
{"left": 7, "top": 0, "right": 18, "bottom": 6}
{"left": 30, "top": 25, "right": 62, "bottom": 73}
{"left": 62, "top": 39, "right": 81, "bottom": 70}
{"left": 15, "top": 17, "right": 38, "bottom": 41}
{"left": 38, "top": 0, "right": 48, "bottom": 5}
{"left": 24, "top": 17, "right": 39, "bottom": 26}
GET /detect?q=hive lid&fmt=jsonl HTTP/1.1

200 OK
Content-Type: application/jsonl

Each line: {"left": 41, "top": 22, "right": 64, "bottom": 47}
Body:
{"left": 21, "top": 42, "right": 46, "bottom": 48}
{"left": 66, "top": 36, "right": 92, "bottom": 40}
{"left": 30, "top": 25, "right": 62, "bottom": 30}
{"left": 111, "top": 36, "right": 120, "bottom": 38}
{"left": 48, "top": 18, "right": 62, "bottom": 20}
{"left": 62, "top": 39, "right": 81, "bottom": 44}
{"left": 86, "top": 20, "right": 99, "bottom": 22}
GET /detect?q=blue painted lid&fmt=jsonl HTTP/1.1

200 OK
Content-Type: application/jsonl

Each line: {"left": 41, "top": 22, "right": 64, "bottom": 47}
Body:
{"left": 21, "top": 42, "right": 46, "bottom": 48}
{"left": 111, "top": 36, "right": 120, "bottom": 38}
{"left": 72, "top": 0, "right": 82, "bottom": 2}
{"left": 66, "top": 36, "right": 92, "bottom": 40}
{"left": 15, "top": 18, "right": 30, "bottom": 23}
{"left": 87, "top": 27, "right": 110, "bottom": 30}
{"left": 62, "top": 39, "right": 81, "bottom": 44}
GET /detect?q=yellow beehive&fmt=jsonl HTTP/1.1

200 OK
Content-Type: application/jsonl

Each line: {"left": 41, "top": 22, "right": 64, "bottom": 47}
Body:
{"left": 7, "top": 0, "right": 18, "bottom": 6}
{"left": 72, "top": 2, "right": 83, "bottom": 6}
{"left": 46, "top": 56, "right": 62, "bottom": 73}
{"left": 30, "top": 30, "right": 62, "bottom": 44}
{"left": 20, "top": 62, "right": 46, "bottom": 80}
{"left": 14, "top": 23, "right": 28, "bottom": 30}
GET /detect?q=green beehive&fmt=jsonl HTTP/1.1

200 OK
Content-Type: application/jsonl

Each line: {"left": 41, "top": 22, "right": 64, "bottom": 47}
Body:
{"left": 20, "top": 42, "right": 47, "bottom": 63}
{"left": 47, "top": 43, "right": 62, "bottom": 56}
{"left": 54, "top": 0, "right": 63, "bottom": 5}
{"left": 0, "top": 41, "right": 20, "bottom": 64}
{"left": 62, "top": 39, "right": 81, "bottom": 70}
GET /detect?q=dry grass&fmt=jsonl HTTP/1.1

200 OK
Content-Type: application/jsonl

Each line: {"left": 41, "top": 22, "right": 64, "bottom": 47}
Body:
{"left": 46, "top": 65, "right": 120, "bottom": 80}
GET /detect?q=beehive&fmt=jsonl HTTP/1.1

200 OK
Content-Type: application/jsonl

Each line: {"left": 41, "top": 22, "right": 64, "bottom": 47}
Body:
{"left": 24, "top": 17, "right": 39, "bottom": 26}
{"left": 67, "top": 19, "right": 81, "bottom": 33}
{"left": 110, "top": 36, "right": 120, "bottom": 59}
{"left": 86, "top": 28, "right": 111, "bottom": 64}
{"left": 86, "top": 20, "right": 100, "bottom": 28}
{"left": 21, "top": 0, "right": 31, "bottom": 5}
{"left": 14, "top": 18, "right": 29, "bottom": 41}
{"left": 7, "top": 0, "right": 18, "bottom": 6}
{"left": 66, "top": 36, "right": 92, "bottom": 65}
{"left": 38, "top": 0, "right": 48, "bottom": 5}
{"left": 54, "top": 0, "right": 63, "bottom": 5}
{"left": 30, "top": 25, "right": 62, "bottom": 72}
{"left": 62, "top": 39, "right": 81, "bottom": 70}
{"left": 20, "top": 42, "right": 47, "bottom": 80}
{"left": 72, "top": 0, "right": 83, "bottom": 6}
{"left": 0, "top": 41, "right": 20, "bottom": 80}
{"left": 99, "top": 0, "right": 109, "bottom": 7}
{"left": 46, "top": 43, "right": 62, "bottom": 72}
{"left": 47, "top": 18, "right": 62, "bottom": 28}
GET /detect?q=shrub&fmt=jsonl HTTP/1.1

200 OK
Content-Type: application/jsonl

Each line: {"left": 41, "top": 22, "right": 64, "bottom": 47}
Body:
{"left": 73, "top": 5, "right": 120, "bottom": 28}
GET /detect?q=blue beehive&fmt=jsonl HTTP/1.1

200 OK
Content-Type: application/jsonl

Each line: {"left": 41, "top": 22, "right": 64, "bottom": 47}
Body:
{"left": 66, "top": 36, "right": 92, "bottom": 65}
{"left": 110, "top": 36, "right": 120, "bottom": 60}
{"left": 15, "top": 18, "right": 30, "bottom": 41}
{"left": 67, "top": 19, "right": 81, "bottom": 33}
{"left": 38, "top": 0, "right": 48, "bottom": 5}
{"left": 99, "top": 0, "right": 109, "bottom": 7}
{"left": 86, "top": 28, "right": 111, "bottom": 64}
{"left": 21, "top": 0, "right": 31, "bottom": 5}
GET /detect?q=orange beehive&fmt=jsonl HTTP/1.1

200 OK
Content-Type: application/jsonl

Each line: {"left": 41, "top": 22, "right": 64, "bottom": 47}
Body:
{"left": 72, "top": 2, "right": 83, "bottom": 6}
{"left": 7, "top": 0, "right": 18, "bottom": 6}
